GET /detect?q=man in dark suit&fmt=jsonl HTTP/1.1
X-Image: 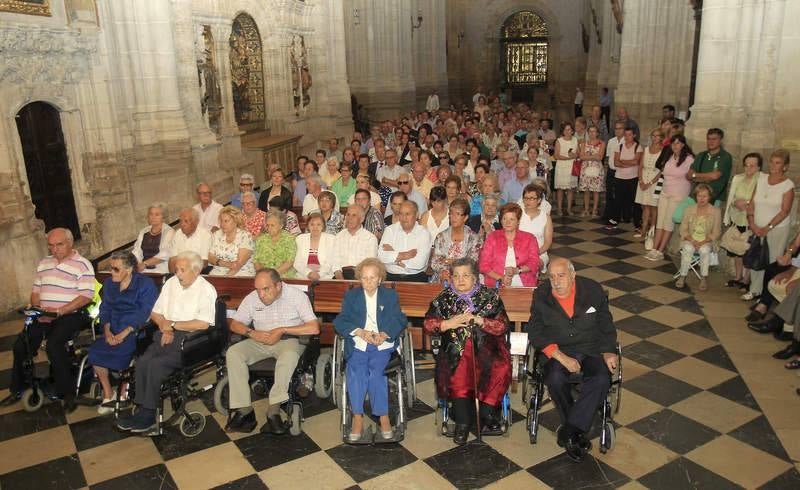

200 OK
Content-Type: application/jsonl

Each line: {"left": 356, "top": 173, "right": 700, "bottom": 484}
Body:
{"left": 527, "top": 257, "right": 618, "bottom": 462}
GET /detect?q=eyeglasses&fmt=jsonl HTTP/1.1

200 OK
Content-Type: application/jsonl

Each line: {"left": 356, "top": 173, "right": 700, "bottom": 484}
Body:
{"left": 398, "top": 181, "right": 410, "bottom": 185}
{"left": 110, "top": 267, "right": 123, "bottom": 273}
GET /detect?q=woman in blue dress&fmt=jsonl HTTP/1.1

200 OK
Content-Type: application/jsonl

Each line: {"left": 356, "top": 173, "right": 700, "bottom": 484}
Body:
{"left": 88, "top": 251, "right": 158, "bottom": 414}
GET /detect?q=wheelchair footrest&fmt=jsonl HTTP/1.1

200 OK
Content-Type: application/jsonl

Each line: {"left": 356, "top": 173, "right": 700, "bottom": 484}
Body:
{"left": 343, "top": 426, "right": 375, "bottom": 445}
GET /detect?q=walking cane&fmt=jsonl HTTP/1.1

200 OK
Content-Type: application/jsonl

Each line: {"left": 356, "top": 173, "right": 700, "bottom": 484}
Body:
{"left": 470, "top": 320, "right": 481, "bottom": 441}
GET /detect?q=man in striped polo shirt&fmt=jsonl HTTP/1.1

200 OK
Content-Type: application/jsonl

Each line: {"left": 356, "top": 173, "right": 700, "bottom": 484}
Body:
{"left": 1, "top": 228, "right": 95, "bottom": 413}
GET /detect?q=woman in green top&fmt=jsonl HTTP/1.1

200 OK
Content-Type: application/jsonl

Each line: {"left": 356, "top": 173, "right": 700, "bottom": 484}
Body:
{"left": 676, "top": 184, "right": 722, "bottom": 291}
{"left": 332, "top": 165, "right": 357, "bottom": 208}
{"left": 722, "top": 153, "right": 762, "bottom": 289}
{"left": 253, "top": 209, "right": 297, "bottom": 278}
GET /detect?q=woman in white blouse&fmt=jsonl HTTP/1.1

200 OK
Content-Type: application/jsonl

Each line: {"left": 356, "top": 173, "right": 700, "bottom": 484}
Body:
{"left": 293, "top": 213, "right": 336, "bottom": 280}
{"left": 132, "top": 203, "right": 175, "bottom": 274}
{"left": 208, "top": 206, "right": 255, "bottom": 276}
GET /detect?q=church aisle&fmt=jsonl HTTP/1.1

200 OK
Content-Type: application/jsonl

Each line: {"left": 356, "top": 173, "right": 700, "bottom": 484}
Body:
{"left": 0, "top": 216, "right": 797, "bottom": 489}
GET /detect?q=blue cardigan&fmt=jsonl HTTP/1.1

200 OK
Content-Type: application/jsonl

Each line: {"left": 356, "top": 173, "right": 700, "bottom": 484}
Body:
{"left": 333, "top": 286, "right": 407, "bottom": 360}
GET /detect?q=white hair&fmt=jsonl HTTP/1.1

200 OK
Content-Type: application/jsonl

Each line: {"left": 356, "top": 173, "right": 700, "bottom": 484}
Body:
{"left": 239, "top": 174, "right": 255, "bottom": 183}
{"left": 175, "top": 251, "right": 203, "bottom": 272}
{"left": 148, "top": 202, "right": 168, "bottom": 221}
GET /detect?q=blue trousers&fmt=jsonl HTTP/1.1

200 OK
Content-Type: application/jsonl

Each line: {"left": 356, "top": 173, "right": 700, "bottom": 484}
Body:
{"left": 347, "top": 344, "right": 393, "bottom": 416}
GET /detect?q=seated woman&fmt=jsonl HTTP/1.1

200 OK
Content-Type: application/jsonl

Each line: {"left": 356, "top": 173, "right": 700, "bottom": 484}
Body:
{"left": 431, "top": 199, "right": 482, "bottom": 284}
{"left": 209, "top": 206, "right": 255, "bottom": 277}
{"left": 419, "top": 186, "right": 450, "bottom": 243}
{"left": 253, "top": 210, "right": 298, "bottom": 278}
{"left": 424, "top": 258, "right": 511, "bottom": 445}
{"left": 116, "top": 251, "right": 217, "bottom": 433}
{"left": 333, "top": 258, "right": 407, "bottom": 442}
{"left": 294, "top": 213, "right": 336, "bottom": 280}
{"left": 242, "top": 192, "right": 267, "bottom": 238}
{"left": 675, "top": 184, "right": 722, "bottom": 291}
{"left": 258, "top": 168, "right": 293, "bottom": 212}
{"left": 318, "top": 190, "right": 345, "bottom": 235}
{"left": 467, "top": 192, "right": 501, "bottom": 237}
{"left": 479, "top": 203, "right": 540, "bottom": 288}
{"left": 88, "top": 251, "right": 158, "bottom": 414}
{"left": 132, "top": 203, "right": 175, "bottom": 273}
{"left": 267, "top": 197, "right": 301, "bottom": 236}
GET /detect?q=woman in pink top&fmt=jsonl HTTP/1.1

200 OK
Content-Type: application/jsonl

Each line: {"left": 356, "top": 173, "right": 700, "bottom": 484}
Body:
{"left": 645, "top": 135, "right": 695, "bottom": 261}
{"left": 479, "top": 203, "right": 540, "bottom": 287}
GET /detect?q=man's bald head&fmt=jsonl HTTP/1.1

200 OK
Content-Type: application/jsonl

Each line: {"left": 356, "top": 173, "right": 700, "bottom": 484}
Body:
{"left": 548, "top": 257, "right": 576, "bottom": 299}
{"left": 47, "top": 228, "right": 74, "bottom": 261}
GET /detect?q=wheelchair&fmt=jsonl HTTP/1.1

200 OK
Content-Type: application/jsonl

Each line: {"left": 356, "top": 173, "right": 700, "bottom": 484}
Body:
{"left": 212, "top": 333, "right": 333, "bottom": 436}
{"left": 331, "top": 328, "right": 416, "bottom": 444}
{"left": 430, "top": 330, "right": 513, "bottom": 439}
{"left": 519, "top": 343, "right": 622, "bottom": 453}
{"left": 15, "top": 306, "right": 98, "bottom": 412}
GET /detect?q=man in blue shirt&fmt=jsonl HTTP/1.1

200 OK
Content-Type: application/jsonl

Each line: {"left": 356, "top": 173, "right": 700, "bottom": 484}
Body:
{"left": 502, "top": 160, "right": 533, "bottom": 204}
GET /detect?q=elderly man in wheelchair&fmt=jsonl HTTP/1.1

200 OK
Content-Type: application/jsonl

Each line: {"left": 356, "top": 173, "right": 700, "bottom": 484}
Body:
{"left": 223, "top": 268, "right": 320, "bottom": 435}
{"left": 116, "top": 251, "right": 218, "bottom": 435}
{"left": 526, "top": 257, "right": 619, "bottom": 462}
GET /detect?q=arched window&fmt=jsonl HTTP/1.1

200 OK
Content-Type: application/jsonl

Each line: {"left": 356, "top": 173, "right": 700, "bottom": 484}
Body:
{"left": 501, "top": 11, "right": 548, "bottom": 86}
{"left": 229, "top": 13, "right": 265, "bottom": 126}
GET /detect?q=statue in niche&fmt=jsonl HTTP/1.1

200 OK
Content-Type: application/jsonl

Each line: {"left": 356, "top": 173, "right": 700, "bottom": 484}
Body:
{"left": 290, "top": 35, "right": 312, "bottom": 114}
{"left": 195, "top": 25, "right": 222, "bottom": 133}
{"left": 611, "top": 0, "right": 623, "bottom": 34}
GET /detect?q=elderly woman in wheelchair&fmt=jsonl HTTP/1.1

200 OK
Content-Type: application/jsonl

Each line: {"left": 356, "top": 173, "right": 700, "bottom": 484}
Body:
{"left": 526, "top": 257, "right": 619, "bottom": 462}
{"left": 333, "top": 258, "right": 407, "bottom": 443}
{"left": 424, "top": 258, "right": 512, "bottom": 445}
{"left": 116, "top": 252, "right": 218, "bottom": 435}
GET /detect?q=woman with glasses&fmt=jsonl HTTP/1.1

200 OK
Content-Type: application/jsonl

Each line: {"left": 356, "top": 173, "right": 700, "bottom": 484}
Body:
{"left": 431, "top": 199, "right": 482, "bottom": 284}
{"left": 520, "top": 184, "right": 553, "bottom": 272}
{"left": 88, "top": 251, "right": 158, "bottom": 414}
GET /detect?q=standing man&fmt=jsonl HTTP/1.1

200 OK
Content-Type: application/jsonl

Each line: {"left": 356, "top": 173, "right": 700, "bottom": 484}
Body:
{"left": 616, "top": 107, "right": 640, "bottom": 140}
{"left": 193, "top": 182, "right": 223, "bottom": 233}
{"left": 0, "top": 228, "right": 95, "bottom": 413}
{"left": 574, "top": 87, "right": 584, "bottom": 118}
{"left": 603, "top": 122, "right": 625, "bottom": 229}
{"left": 426, "top": 89, "right": 440, "bottom": 113}
{"left": 599, "top": 87, "right": 612, "bottom": 124}
{"left": 224, "top": 269, "right": 320, "bottom": 434}
{"left": 687, "top": 128, "right": 733, "bottom": 205}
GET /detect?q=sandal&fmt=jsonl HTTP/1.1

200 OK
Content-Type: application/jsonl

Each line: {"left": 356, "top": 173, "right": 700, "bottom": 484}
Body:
{"left": 785, "top": 359, "right": 800, "bottom": 370}
{"left": 741, "top": 292, "right": 759, "bottom": 301}
{"left": 726, "top": 279, "right": 743, "bottom": 288}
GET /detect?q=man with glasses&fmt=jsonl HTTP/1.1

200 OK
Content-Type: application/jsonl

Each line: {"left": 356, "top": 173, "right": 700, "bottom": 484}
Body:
{"left": 385, "top": 170, "right": 427, "bottom": 220}
{"left": 230, "top": 174, "right": 259, "bottom": 209}
{"left": 193, "top": 182, "right": 223, "bottom": 233}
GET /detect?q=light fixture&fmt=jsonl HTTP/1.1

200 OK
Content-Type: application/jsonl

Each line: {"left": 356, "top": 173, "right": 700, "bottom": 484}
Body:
{"left": 411, "top": 9, "right": 423, "bottom": 37}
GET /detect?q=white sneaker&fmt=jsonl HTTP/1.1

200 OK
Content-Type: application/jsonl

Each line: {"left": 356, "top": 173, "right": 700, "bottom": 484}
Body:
{"left": 652, "top": 250, "right": 665, "bottom": 260}
{"left": 97, "top": 395, "right": 116, "bottom": 415}
{"left": 644, "top": 250, "right": 658, "bottom": 261}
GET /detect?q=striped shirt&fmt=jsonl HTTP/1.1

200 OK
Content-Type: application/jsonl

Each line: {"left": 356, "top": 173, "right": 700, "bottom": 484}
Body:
{"left": 32, "top": 251, "right": 95, "bottom": 310}
{"left": 233, "top": 285, "right": 316, "bottom": 332}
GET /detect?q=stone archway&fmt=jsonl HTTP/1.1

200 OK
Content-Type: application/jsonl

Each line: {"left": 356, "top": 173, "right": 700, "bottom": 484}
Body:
{"left": 15, "top": 101, "right": 81, "bottom": 240}
{"left": 229, "top": 12, "right": 265, "bottom": 130}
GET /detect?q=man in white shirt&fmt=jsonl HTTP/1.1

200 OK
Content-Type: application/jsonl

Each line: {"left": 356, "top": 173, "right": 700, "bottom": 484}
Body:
{"left": 376, "top": 149, "right": 403, "bottom": 191}
{"left": 193, "top": 183, "right": 223, "bottom": 232}
{"left": 603, "top": 121, "right": 626, "bottom": 228}
{"left": 378, "top": 201, "right": 432, "bottom": 282}
{"left": 223, "top": 269, "right": 320, "bottom": 435}
{"left": 574, "top": 87, "right": 584, "bottom": 118}
{"left": 426, "top": 90, "right": 440, "bottom": 112}
{"left": 302, "top": 174, "right": 339, "bottom": 215}
{"left": 333, "top": 205, "right": 378, "bottom": 279}
{"left": 169, "top": 208, "right": 212, "bottom": 273}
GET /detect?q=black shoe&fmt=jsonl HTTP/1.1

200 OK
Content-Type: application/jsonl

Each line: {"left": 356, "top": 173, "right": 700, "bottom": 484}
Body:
{"left": 565, "top": 435, "right": 586, "bottom": 463}
{"left": 556, "top": 426, "right": 568, "bottom": 448}
{"left": 0, "top": 392, "right": 21, "bottom": 407}
{"left": 63, "top": 396, "right": 78, "bottom": 414}
{"left": 749, "top": 317, "right": 782, "bottom": 334}
{"left": 773, "top": 343, "right": 798, "bottom": 360}
{"left": 774, "top": 330, "right": 794, "bottom": 341}
{"left": 577, "top": 432, "right": 592, "bottom": 451}
{"left": 480, "top": 416, "right": 502, "bottom": 434}
{"left": 226, "top": 410, "right": 256, "bottom": 433}
{"left": 453, "top": 424, "right": 469, "bottom": 445}
{"left": 261, "top": 414, "right": 287, "bottom": 435}
{"left": 745, "top": 310, "right": 767, "bottom": 323}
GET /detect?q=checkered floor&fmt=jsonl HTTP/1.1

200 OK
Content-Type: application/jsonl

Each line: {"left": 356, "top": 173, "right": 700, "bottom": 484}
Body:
{"left": 1, "top": 215, "right": 798, "bottom": 489}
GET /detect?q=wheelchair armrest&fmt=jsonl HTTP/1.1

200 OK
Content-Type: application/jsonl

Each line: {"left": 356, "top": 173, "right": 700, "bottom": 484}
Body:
{"left": 180, "top": 327, "right": 224, "bottom": 367}
{"left": 135, "top": 321, "right": 159, "bottom": 355}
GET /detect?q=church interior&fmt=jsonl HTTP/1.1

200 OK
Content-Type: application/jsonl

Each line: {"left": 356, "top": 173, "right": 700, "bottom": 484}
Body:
{"left": 0, "top": 0, "right": 799, "bottom": 488}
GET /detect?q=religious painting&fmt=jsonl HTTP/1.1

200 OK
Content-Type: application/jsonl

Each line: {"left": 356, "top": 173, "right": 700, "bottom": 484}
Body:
{"left": 0, "top": 0, "right": 51, "bottom": 16}
{"left": 229, "top": 13, "right": 265, "bottom": 126}
{"left": 290, "top": 35, "right": 312, "bottom": 114}
{"left": 196, "top": 25, "right": 222, "bottom": 133}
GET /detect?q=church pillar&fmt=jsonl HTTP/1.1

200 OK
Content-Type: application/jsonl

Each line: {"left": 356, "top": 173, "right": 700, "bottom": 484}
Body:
{"left": 411, "top": 0, "right": 449, "bottom": 109}
{"left": 343, "top": 0, "right": 416, "bottom": 120}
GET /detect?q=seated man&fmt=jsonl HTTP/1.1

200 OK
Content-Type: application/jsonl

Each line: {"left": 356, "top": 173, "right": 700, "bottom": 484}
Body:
{"left": 333, "top": 205, "right": 378, "bottom": 280}
{"left": 117, "top": 251, "right": 217, "bottom": 433}
{"left": 1, "top": 228, "right": 95, "bottom": 413}
{"left": 169, "top": 208, "right": 212, "bottom": 273}
{"left": 527, "top": 257, "right": 618, "bottom": 462}
{"left": 230, "top": 173, "right": 260, "bottom": 209}
{"left": 193, "top": 182, "right": 224, "bottom": 233}
{"left": 225, "top": 269, "right": 320, "bottom": 434}
{"left": 378, "top": 201, "right": 432, "bottom": 282}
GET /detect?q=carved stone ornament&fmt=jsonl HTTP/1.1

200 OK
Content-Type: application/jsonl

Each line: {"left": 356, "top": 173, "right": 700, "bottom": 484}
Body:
{"left": 290, "top": 34, "right": 312, "bottom": 113}
{"left": 0, "top": 27, "right": 97, "bottom": 85}
{"left": 0, "top": 0, "right": 51, "bottom": 16}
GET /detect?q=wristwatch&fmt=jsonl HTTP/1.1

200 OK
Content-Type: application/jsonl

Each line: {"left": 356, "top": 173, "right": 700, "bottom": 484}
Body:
{"left": 169, "top": 321, "right": 176, "bottom": 331}
{"left": 691, "top": 171, "right": 697, "bottom": 179}
{"left": 768, "top": 224, "right": 775, "bottom": 230}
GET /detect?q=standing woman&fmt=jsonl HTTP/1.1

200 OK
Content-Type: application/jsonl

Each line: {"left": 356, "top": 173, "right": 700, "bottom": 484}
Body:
{"left": 613, "top": 128, "right": 644, "bottom": 231}
{"left": 578, "top": 126, "right": 606, "bottom": 217}
{"left": 294, "top": 213, "right": 336, "bottom": 280}
{"left": 333, "top": 258, "right": 407, "bottom": 442}
{"left": 743, "top": 150, "right": 794, "bottom": 301}
{"left": 646, "top": 135, "right": 695, "bottom": 261}
{"left": 132, "top": 203, "right": 175, "bottom": 274}
{"left": 635, "top": 129, "right": 665, "bottom": 240}
{"left": 554, "top": 122, "right": 579, "bottom": 216}
{"left": 722, "top": 153, "right": 762, "bottom": 288}
{"left": 479, "top": 203, "right": 540, "bottom": 288}
{"left": 208, "top": 206, "right": 255, "bottom": 276}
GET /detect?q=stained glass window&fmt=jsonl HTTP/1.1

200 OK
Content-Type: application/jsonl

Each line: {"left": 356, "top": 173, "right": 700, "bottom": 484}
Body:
{"left": 502, "top": 11, "right": 548, "bottom": 86}
{"left": 230, "top": 14, "right": 265, "bottom": 125}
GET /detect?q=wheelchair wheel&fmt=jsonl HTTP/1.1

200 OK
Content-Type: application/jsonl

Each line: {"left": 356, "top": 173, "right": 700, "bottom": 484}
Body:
{"left": 88, "top": 380, "right": 103, "bottom": 401}
{"left": 213, "top": 375, "right": 230, "bottom": 417}
{"left": 401, "top": 331, "right": 416, "bottom": 407}
{"left": 22, "top": 387, "right": 45, "bottom": 412}
{"left": 315, "top": 352, "right": 333, "bottom": 399}
{"left": 289, "top": 403, "right": 303, "bottom": 436}
{"left": 179, "top": 412, "right": 206, "bottom": 438}
{"left": 600, "top": 422, "right": 615, "bottom": 454}
{"left": 332, "top": 337, "right": 345, "bottom": 408}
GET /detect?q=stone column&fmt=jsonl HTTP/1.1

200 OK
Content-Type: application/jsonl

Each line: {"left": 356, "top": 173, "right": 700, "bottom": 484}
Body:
{"left": 343, "top": 0, "right": 416, "bottom": 119}
{"left": 411, "top": 0, "right": 449, "bottom": 109}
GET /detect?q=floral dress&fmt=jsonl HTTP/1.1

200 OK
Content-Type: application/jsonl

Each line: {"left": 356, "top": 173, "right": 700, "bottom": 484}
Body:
{"left": 578, "top": 140, "right": 605, "bottom": 192}
{"left": 209, "top": 228, "right": 255, "bottom": 276}
{"left": 430, "top": 227, "right": 483, "bottom": 283}
{"left": 253, "top": 231, "right": 297, "bottom": 278}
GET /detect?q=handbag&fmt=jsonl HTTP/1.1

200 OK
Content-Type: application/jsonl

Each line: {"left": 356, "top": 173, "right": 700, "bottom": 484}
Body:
{"left": 720, "top": 226, "right": 751, "bottom": 256}
{"left": 571, "top": 159, "right": 582, "bottom": 177}
{"left": 743, "top": 235, "right": 770, "bottom": 271}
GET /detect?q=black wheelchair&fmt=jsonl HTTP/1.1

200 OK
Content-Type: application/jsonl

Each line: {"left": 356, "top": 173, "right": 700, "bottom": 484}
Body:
{"left": 430, "top": 330, "right": 513, "bottom": 439}
{"left": 212, "top": 333, "right": 332, "bottom": 436}
{"left": 519, "top": 343, "right": 622, "bottom": 453}
{"left": 15, "top": 306, "right": 98, "bottom": 412}
{"left": 331, "top": 329, "right": 416, "bottom": 444}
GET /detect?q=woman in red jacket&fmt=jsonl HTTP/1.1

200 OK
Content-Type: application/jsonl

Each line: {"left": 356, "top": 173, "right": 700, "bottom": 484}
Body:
{"left": 479, "top": 203, "right": 540, "bottom": 287}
